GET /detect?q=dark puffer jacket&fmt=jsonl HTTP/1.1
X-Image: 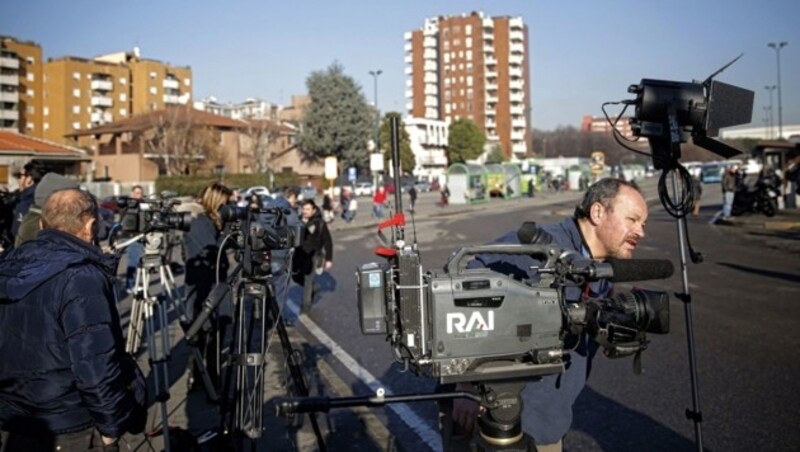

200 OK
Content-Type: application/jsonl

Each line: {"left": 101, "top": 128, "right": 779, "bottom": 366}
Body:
{"left": 0, "top": 229, "right": 146, "bottom": 438}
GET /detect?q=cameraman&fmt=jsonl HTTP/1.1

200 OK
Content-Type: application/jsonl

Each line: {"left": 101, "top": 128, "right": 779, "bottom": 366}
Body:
{"left": 183, "top": 182, "right": 234, "bottom": 388}
{"left": 0, "top": 188, "right": 146, "bottom": 451}
{"left": 448, "top": 178, "right": 648, "bottom": 451}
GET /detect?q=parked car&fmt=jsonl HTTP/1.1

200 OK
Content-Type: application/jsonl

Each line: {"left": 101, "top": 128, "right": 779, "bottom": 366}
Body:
{"left": 242, "top": 186, "right": 271, "bottom": 198}
{"left": 700, "top": 163, "right": 723, "bottom": 184}
{"left": 354, "top": 182, "right": 374, "bottom": 197}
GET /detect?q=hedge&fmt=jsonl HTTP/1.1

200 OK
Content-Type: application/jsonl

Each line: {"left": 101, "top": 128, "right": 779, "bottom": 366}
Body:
{"left": 156, "top": 172, "right": 299, "bottom": 197}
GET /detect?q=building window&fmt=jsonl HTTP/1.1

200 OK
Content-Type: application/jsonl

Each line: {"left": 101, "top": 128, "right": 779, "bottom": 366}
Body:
{"left": 120, "top": 108, "right": 127, "bottom": 116}
{"left": 26, "top": 122, "right": 34, "bottom": 130}
{"left": 466, "top": 50, "right": 472, "bottom": 61}
{"left": 44, "top": 122, "right": 49, "bottom": 130}
{"left": 119, "top": 77, "right": 127, "bottom": 85}
{"left": 44, "top": 107, "right": 49, "bottom": 116}
{"left": 466, "top": 25, "right": 472, "bottom": 35}
{"left": 466, "top": 37, "right": 472, "bottom": 47}
{"left": 184, "top": 78, "right": 191, "bottom": 86}
{"left": 149, "top": 86, "right": 157, "bottom": 95}
{"left": 26, "top": 106, "right": 34, "bottom": 114}
{"left": 73, "top": 88, "right": 80, "bottom": 98}
{"left": 120, "top": 93, "right": 127, "bottom": 102}
{"left": 27, "top": 73, "right": 34, "bottom": 82}
{"left": 467, "top": 76, "right": 473, "bottom": 86}
{"left": 73, "top": 72, "right": 80, "bottom": 80}
{"left": 72, "top": 122, "right": 81, "bottom": 130}
{"left": 443, "top": 41, "right": 450, "bottom": 51}
{"left": 149, "top": 71, "right": 157, "bottom": 79}
{"left": 26, "top": 56, "right": 35, "bottom": 64}
{"left": 72, "top": 105, "right": 80, "bottom": 114}
{"left": 26, "top": 88, "right": 34, "bottom": 97}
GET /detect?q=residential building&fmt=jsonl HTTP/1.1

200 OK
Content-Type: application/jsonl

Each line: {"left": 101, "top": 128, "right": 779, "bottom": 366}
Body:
{"left": 67, "top": 106, "right": 245, "bottom": 183}
{"left": 404, "top": 11, "right": 532, "bottom": 159}
{"left": 581, "top": 115, "right": 638, "bottom": 141}
{"left": 0, "top": 130, "right": 88, "bottom": 188}
{"left": 404, "top": 117, "right": 448, "bottom": 182}
{"left": 1, "top": 36, "right": 43, "bottom": 136}
{"left": 195, "top": 97, "right": 282, "bottom": 121}
{"left": 277, "top": 95, "right": 310, "bottom": 123}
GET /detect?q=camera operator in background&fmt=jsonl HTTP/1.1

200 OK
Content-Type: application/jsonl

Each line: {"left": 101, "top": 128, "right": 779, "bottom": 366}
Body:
{"left": 447, "top": 178, "right": 648, "bottom": 451}
{"left": 0, "top": 188, "right": 146, "bottom": 451}
{"left": 291, "top": 199, "right": 333, "bottom": 314}
{"left": 183, "top": 182, "right": 235, "bottom": 389}
{"left": 122, "top": 185, "right": 145, "bottom": 293}
{"left": 10, "top": 161, "right": 45, "bottom": 242}
{"left": 14, "top": 173, "right": 79, "bottom": 246}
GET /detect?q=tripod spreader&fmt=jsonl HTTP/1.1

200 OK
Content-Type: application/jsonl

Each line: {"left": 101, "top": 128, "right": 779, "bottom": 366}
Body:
{"left": 274, "top": 389, "right": 481, "bottom": 416}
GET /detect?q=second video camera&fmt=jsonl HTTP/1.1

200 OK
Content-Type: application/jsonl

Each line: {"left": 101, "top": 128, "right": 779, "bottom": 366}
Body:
{"left": 119, "top": 196, "right": 191, "bottom": 234}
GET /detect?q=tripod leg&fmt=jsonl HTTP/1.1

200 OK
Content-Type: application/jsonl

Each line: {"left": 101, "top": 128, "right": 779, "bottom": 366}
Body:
{"left": 145, "top": 297, "right": 172, "bottom": 452}
{"left": 125, "top": 266, "right": 148, "bottom": 354}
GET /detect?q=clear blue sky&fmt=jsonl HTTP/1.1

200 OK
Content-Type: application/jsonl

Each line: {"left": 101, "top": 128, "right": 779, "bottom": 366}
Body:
{"left": 2, "top": 0, "right": 798, "bottom": 131}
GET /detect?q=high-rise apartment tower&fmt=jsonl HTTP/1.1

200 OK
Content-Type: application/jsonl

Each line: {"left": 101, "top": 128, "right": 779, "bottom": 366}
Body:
{"left": 404, "top": 12, "right": 531, "bottom": 158}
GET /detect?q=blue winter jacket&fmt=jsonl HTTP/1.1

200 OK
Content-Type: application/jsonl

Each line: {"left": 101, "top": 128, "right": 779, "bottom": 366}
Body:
{"left": 0, "top": 229, "right": 146, "bottom": 437}
{"left": 471, "top": 217, "right": 612, "bottom": 445}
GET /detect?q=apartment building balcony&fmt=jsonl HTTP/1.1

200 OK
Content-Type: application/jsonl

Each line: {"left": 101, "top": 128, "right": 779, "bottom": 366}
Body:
{"left": 90, "top": 96, "right": 113, "bottom": 107}
{"left": 0, "top": 74, "right": 19, "bottom": 86}
{"left": 487, "top": 132, "right": 500, "bottom": 142}
{"left": 90, "top": 79, "right": 113, "bottom": 91}
{"left": 485, "top": 107, "right": 496, "bottom": 117}
{"left": 510, "top": 92, "right": 525, "bottom": 103}
{"left": 424, "top": 73, "right": 437, "bottom": 83}
{"left": 405, "top": 66, "right": 413, "bottom": 75}
{"left": 482, "top": 18, "right": 494, "bottom": 29}
{"left": 404, "top": 31, "right": 413, "bottom": 40}
{"left": 0, "top": 110, "right": 19, "bottom": 120}
{"left": 163, "top": 78, "right": 179, "bottom": 90}
{"left": 406, "top": 102, "right": 413, "bottom": 111}
{"left": 510, "top": 42, "right": 525, "bottom": 54}
{"left": 163, "top": 94, "right": 180, "bottom": 104}
{"left": 510, "top": 105, "right": 525, "bottom": 115}
{"left": 511, "top": 131, "right": 526, "bottom": 141}
{"left": 0, "top": 56, "right": 19, "bottom": 70}
{"left": 0, "top": 91, "right": 19, "bottom": 103}
{"left": 485, "top": 56, "right": 497, "bottom": 66}
{"left": 424, "top": 96, "right": 438, "bottom": 108}
{"left": 424, "top": 85, "right": 438, "bottom": 96}
{"left": 512, "top": 118, "right": 527, "bottom": 128}
{"left": 91, "top": 111, "right": 113, "bottom": 123}
{"left": 509, "top": 18, "right": 524, "bottom": 30}
{"left": 509, "top": 67, "right": 523, "bottom": 78}
{"left": 510, "top": 29, "right": 525, "bottom": 42}
{"left": 424, "top": 49, "right": 437, "bottom": 60}
{"left": 405, "top": 89, "right": 413, "bottom": 98}
{"left": 485, "top": 119, "right": 497, "bottom": 128}
{"left": 509, "top": 53, "right": 524, "bottom": 65}
{"left": 424, "top": 37, "right": 437, "bottom": 47}
{"left": 404, "top": 54, "right": 413, "bottom": 64}
{"left": 512, "top": 142, "right": 528, "bottom": 154}
{"left": 486, "top": 79, "right": 498, "bottom": 90}
{"left": 486, "top": 94, "right": 499, "bottom": 104}
{"left": 483, "top": 44, "right": 494, "bottom": 54}
{"left": 404, "top": 42, "right": 413, "bottom": 52}
{"left": 424, "top": 107, "right": 438, "bottom": 119}
{"left": 510, "top": 79, "right": 524, "bottom": 90}
{"left": 424, "top": 61, "right": 437, "bottom": 71}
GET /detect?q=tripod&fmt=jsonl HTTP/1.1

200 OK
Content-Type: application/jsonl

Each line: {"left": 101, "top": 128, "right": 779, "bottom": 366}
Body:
{"left": 208, "top": 270, "right": 326, "bottom": 450}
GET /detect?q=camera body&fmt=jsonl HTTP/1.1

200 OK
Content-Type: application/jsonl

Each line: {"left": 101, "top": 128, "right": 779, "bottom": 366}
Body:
{"left": 119, "top": 197, "right": 191, "bottom": 234}
{"left": 357, "top": 243, "right": 669, "bottom": 384}
{"left": 218, "top": 202, "right": 303, "bottom": 279}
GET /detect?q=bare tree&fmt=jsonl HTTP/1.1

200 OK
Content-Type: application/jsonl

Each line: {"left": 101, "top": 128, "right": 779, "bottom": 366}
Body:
{"left": 143, "top": 107, "right": 221, "bottom": 176}
{"left": 241, "top": 119, "right": 282, "bottom": 174}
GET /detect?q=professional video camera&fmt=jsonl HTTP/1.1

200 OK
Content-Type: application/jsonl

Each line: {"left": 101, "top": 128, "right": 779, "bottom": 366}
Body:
{"left": 118, "top": 195, "right": 191, "bottom": 234}
{"left": 357, "top": 234, "right": 672, "bottom": 384}
{"left": 216, "top": 198, "right": 303, "bottom": 280}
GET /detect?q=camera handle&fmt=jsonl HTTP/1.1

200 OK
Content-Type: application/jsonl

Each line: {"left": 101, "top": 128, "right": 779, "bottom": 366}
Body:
{"left": 445, "top": 244, "right": 559, "bottom": 275}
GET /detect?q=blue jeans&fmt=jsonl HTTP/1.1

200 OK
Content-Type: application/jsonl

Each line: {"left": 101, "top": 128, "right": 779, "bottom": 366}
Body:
{"left": 722, "top": 191, "right": 734, "bottom": 218}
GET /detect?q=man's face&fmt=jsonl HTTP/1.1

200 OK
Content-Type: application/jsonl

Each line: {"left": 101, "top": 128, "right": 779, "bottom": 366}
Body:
{"left": 593, "top": 186, "right": 648, "bottom": 259}
{"left": 301, "top": 204, "right": 316, "bottom": 220}
{"left": 16, "top": 171, "right": 33, "bottom": 189}
{"left": 131, "top": 187, "right": 143, "bottom": 199}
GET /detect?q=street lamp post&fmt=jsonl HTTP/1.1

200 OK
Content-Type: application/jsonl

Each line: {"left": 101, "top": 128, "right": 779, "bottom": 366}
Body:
{"left": 768, "top": 41, "right": 788, "bottom": 139}
{"left": 368, "top": 70, "right": 383, "bottom": 153}
{"left": 764, "top": 85, "right": 776, "bottom": 139}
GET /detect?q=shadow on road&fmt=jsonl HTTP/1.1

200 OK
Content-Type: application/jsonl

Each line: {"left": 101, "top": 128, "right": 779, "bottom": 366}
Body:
{"left": 717, "top": 262, "right": 800, "bottom": 283}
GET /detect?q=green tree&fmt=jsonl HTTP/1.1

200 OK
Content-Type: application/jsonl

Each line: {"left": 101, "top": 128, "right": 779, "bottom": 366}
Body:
{"left": 379, "top": 112, "right": 416, "bottom": 174}
{"left": 447, "top": 118, "right": 485, "bottom": 164}
{"left": 297, "top": 62, "right": 373, "bottom": 169}
{"left": 485, "top": 144, "right": 506, "bottom": 164}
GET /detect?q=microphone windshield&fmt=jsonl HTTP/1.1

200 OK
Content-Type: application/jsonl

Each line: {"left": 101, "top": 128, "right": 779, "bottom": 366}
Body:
{"left": 606, "top": 259, "right": 674, "bottom": 282}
